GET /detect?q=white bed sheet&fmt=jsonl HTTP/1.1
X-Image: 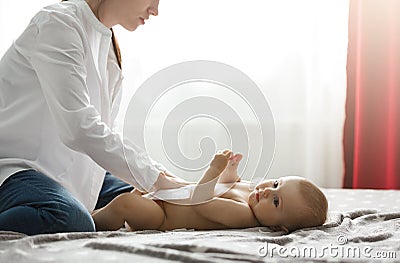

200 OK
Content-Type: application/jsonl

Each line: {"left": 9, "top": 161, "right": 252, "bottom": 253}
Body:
{"left": 0, "top": 188, "right": 399, "bottom": 262}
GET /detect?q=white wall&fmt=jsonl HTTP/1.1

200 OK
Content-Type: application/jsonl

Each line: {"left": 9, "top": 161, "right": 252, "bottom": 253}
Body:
{"left": 0, "top": 0, "right": 349, "bottom": 187}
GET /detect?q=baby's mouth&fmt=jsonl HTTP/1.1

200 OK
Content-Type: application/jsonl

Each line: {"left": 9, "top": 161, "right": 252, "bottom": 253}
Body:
{"left": 255, "top": 192, "right": 260, "bottom": 202}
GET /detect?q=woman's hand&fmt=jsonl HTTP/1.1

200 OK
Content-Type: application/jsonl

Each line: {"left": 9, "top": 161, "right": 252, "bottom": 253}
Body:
{"left": 151, "top": 171, "right": 190, "bottom": 191}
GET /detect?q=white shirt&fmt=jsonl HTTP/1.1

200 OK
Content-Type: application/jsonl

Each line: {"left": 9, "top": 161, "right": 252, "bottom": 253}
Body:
{"left": 0, "top": 0, "right": 160, "bottom": 211}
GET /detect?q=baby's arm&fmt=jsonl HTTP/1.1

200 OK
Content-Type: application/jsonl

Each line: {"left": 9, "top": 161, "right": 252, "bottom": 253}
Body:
{"left": 191, "top": 150, "right": 231, "bottom": 203}
{"left": 92, "top": 191, "right": 165, "bottom": 231}
{"left": 217, "top": 153, "right": 242, "bottom": 184}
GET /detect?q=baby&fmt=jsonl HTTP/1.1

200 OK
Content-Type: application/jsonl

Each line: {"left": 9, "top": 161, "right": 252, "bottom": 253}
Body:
{"left": 92, "top": 150, "right": 328, "bottom": 233}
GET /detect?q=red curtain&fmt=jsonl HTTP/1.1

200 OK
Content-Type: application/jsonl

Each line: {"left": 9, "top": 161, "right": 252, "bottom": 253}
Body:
{"left": 344, "top": 0, "right": 400, "bottom": 189}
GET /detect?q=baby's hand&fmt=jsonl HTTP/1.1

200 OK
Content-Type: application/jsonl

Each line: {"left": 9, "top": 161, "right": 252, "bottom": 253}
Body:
{"left": 210, "top": 150, "right": 232, "bottom": 173}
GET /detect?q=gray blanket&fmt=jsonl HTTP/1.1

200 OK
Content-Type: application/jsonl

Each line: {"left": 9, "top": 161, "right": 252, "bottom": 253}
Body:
{"left": 1, "top": 189, "right": 399, "bottom": 262}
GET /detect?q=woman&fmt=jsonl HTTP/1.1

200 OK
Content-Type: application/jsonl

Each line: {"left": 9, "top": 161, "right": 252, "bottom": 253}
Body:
{"left": 0, "top": 0, "right": 178, "bottom": 235}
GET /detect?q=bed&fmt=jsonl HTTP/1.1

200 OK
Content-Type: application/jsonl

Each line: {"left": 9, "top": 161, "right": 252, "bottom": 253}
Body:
{"left": 1, "top": 188, "right": 399, "bottom": 262}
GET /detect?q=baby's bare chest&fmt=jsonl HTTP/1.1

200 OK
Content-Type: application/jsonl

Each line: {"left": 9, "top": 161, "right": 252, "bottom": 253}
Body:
{"left": 159, "top": 183, "right": 251, "bottom": 230}
{"left": 218, "top": 182, "right": 252, "bottom": 203}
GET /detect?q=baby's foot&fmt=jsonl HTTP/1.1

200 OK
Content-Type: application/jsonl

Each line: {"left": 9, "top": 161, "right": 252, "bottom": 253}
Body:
{"left": 219, "top": 153, "right": 243, "bottom": 183}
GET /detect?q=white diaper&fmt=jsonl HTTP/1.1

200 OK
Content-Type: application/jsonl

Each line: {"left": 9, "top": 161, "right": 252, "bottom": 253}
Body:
{"left": 143, "top": 183, "right": 235, "bottom": 201}
{"left": 143, "top": 186, "right": 193, "bottom": 200}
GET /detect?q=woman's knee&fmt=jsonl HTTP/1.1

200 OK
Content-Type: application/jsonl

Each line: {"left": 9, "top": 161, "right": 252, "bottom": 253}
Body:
{"left": 46, "top": 199, "right": 95, "bottom": 233}
{"left": 0, "top": 170, "right": 95, "bottom": 234}
{"left": 0, "top": 203, "right": 95, "bottom": 235}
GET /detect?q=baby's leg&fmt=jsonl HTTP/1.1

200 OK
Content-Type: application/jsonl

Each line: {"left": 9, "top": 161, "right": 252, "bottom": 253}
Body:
{"left": 92, "top": 192, "right": 165, "bottom": 231}
{"left": 218, "top": 153, "right": 243, "bottom": 183}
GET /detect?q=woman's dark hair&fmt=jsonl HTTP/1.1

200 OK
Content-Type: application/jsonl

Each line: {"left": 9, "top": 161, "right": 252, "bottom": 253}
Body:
{"left": 61, "top": 0, "right": 122, "bottom": 68}
{"left": 110, "top": 29, "right": 122, "bottom": 69}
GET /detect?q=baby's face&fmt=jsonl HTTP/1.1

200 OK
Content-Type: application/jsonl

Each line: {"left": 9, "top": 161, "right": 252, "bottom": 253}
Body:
{"left": 248, "top": 176, "right": 306, "bottom": 228}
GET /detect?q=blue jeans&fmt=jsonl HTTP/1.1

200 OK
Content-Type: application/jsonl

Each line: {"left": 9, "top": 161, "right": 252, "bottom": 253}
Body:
{"left": 0, "top": 170, "right": 133, "bottom": 235}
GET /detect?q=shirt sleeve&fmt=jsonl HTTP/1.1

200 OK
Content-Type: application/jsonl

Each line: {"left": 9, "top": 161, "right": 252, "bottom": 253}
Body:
{"left": 29, "top": 12, "right": 159, "bottom": 191}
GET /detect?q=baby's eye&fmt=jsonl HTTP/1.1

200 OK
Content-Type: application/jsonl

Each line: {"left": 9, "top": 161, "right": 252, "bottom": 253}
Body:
{"left": 273, "top": 196, "right": 279, "bottom": 207}
{"left": 273, "top": 180, "right": 279, "bottom": 188}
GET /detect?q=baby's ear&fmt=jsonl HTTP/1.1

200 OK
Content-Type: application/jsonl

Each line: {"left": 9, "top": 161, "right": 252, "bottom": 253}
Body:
{"left": 270, "top": 225, "right": 289, "bottom": 234}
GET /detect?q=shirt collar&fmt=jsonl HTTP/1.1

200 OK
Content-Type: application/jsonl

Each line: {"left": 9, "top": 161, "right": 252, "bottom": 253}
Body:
{"left": 70, "top": 0, "right": 112, "bottom": 38}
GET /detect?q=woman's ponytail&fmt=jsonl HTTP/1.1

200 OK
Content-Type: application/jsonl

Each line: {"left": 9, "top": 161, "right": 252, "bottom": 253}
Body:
{"left": 111, "top": 28, "right": 122, "bottom": 69}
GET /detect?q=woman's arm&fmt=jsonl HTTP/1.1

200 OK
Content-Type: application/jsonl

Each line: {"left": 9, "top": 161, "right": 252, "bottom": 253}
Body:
{"left": 29, "top": 12, "right": 160, "bottom": 192}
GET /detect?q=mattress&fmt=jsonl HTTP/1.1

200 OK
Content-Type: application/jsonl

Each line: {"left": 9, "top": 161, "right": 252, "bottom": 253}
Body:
{"left": 1, "top": 188, "right": 399, "bottom": 262}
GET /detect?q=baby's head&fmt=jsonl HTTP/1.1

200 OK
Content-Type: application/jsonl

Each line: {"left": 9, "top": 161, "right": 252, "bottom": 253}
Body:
{"left": 248, "top": 176, "right": 328, "bottom": 232}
